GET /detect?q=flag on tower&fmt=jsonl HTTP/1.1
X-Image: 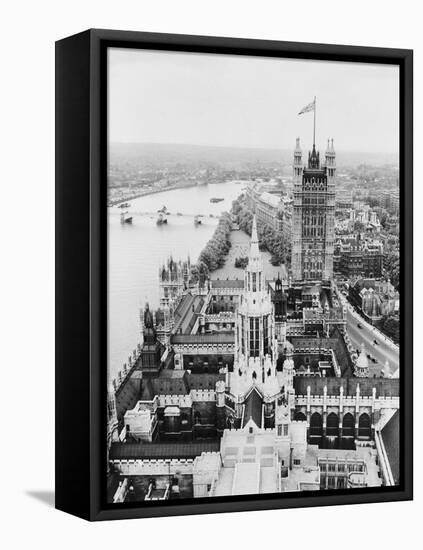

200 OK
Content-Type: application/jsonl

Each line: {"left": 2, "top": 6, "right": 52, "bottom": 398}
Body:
{"left": 298, "top": 98, "right": 316, "bottom": 115}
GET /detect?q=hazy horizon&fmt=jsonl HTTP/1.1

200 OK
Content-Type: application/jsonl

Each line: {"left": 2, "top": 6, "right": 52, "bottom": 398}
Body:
{"left": 108, "top": 48, "right": 399, "bottom": 155}
{"left": 110, "top": 140, "right": 399, "bottom": 157}
{"left": 109, "top": 141, "right": 399, "bottom": 169}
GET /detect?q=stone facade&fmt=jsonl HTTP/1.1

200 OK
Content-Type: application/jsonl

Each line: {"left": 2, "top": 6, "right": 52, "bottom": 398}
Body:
{"left": 292, "top": 138, "right": 336, "bottom": 281}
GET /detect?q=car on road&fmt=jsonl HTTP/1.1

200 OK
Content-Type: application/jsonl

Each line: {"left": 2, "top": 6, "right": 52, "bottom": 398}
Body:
{"left": 357, "top": 323, "right": 363, "bottom": 329}
{"left": 374, "top": 339, "right": 379, "bottom": 345}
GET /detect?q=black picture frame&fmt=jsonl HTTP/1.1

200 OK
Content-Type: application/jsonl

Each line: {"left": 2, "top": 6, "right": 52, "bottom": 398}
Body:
{"left": 55, "top": 28, "right": 413, "bottom": 521}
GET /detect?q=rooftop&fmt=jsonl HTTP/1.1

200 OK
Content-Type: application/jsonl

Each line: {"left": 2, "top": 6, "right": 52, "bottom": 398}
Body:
{"left": 110, "top": 440, "right": 220, "bottom": 460}
{"left": 242, "top": 387, "right": 263, "bottom": 429}
{"left": 259, "top": 191, "right": 282, "bottom": 209}
{"left": 318, "top": 446, "right": 382, "bottom": 488}
{"left": 294, "top": 376, "right": 400, "bottom": 397}
{"left": 172, "top": 333, "right": 234, "bottom": 344}
{"left": 211, "top": 279, "right": 244, "bottom": 289}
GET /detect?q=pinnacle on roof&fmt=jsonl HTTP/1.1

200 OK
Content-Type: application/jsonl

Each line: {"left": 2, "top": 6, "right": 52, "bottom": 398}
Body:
{"left": 249, "top": 215, "right": 260, "bottom": 259}
{"left": 326, "top": 138, "right": 335, "bottom": 153}
{"left": 144, "top": 302, "right": 155, "bottom": 329}
{"left": 308, "top": 144, "right": 320, "bottom": 169}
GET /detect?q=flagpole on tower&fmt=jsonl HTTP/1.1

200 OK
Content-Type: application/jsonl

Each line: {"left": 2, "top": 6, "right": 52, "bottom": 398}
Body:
{"left": 298, "top": 97, "right": 317, "bottom": 148}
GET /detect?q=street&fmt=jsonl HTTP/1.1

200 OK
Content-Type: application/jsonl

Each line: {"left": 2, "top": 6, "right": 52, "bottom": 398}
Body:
{"left": 345, "top": 306, "right": 399, "bottom": 377}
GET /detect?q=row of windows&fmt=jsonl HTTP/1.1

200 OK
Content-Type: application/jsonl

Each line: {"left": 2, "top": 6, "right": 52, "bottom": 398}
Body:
{"left": 319, "top": 462, "right": 365, "bottom": 473}
{"left": 304, "top": 177, "right": 326, "bottom": 185}
{"left": 277, "top": 424, "right": 289, "bottom": 437}
{"left": 240, "top": 315, "right": 271, "bottom": 357}
{"left": 303, "top": 197, "right": 327, "bottom": 206}
{"left": 263, "top": 316, "right": 269, "bottom": 355}
{"left": 246, "top": 271, "right": 263, "bottom": 293}
{"left": 302, "top": 226, "right": 325, "bottom": 238}
{"left": 321, "top": 476, "right": 347, "bottom": 489}
{"left": 249, "top": 317, "right": 260, "bottom": 357}
{"left": 303, "top": 259, "right": 323, "bottom": 273}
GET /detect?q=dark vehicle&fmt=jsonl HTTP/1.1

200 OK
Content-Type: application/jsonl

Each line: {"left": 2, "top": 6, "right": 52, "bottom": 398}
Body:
{"left": 374, "top": 339, "right": 379, "bottom": 345}
{"left": 372, "top": 357, "right": 377, "bottom": 363}
{"left": 357, "top": 323, "right": 363, "bottom": 329}
{"left": 120, "top": 211, "right": 133, "bottom": 224}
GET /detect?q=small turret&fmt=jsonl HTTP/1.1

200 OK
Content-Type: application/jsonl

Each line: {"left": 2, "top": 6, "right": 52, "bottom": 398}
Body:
{"left": 293, "top": 137, "right": 303, "bottom": 183}
{"left": 325, "top": 137, "right": 336, "bottom": 180}
{"left": 282, "top": 341, "right": 295, "bottom": 393}
{"left": 244, "top": 215, "right": 264, "bottom": 293}
{"left": 275, "top": 272, "right": 282, "bottom": 293}
{"left": 250, "top": 215, "right": 260, "bottom": 259}
{"left": 275, "top": 396, "right": 290, "bottom": 439}
{"left": 355, "top": 342, "right": 369, "bottom": 377}
{"left": 308, "top": 144, "right": 320, "bottom": 169}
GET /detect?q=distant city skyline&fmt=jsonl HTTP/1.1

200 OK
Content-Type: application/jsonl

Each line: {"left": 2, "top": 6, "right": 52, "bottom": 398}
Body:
{"left": 108, "top": 48, "right": 399, "bottom": 154}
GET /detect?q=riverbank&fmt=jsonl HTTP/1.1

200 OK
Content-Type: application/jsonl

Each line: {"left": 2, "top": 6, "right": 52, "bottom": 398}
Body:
{"left": 108, "top": 180, "right": 244, "bottom": 376}
{"left": 109, "top": 181, "right": 200, "bottom": 206}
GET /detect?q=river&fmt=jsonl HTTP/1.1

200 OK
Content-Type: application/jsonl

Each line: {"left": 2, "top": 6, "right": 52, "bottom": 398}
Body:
{"left": 108, "top": 181, "right": 245, "bottom": 378}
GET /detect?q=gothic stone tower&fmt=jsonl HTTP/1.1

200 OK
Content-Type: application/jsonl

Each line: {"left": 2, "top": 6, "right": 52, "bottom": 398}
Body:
{"left": 291, "top": 138, "right": 336, "bottom": 281}
{"left": 230, "top": 216, "right": 279, "bottom": 400}
{"left": 140, "top": 303, "right": 163, "bottom": 375}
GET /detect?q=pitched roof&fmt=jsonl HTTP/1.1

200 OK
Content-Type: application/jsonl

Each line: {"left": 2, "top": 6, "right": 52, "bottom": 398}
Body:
{"left": 110, "top": 440, "right": 220, "bottom": 460}
{"left": 172, "top": 333, "right": 234, "bottom": 344}
{"left": 211, "top": 279, "right": 244, "bottom": 289}
{"left": 242, "top": 387, "right": 263, "bottom": 429}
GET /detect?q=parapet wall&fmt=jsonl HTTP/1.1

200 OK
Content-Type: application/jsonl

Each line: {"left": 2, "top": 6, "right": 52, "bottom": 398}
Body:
{"left": 190, "top": 389, "right": 216, "bottom": 402}
{"left": 111, "top": 458, "right": 194, "bottom": 476}
{"left": 294, "top": 376, "right": 400, "bottom": 397}
{"left": 157, "top": 394, "right": 192, "bottom": 408}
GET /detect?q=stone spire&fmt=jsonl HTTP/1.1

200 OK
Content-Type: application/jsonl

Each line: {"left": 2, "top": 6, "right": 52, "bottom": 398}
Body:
{"left": 144, "top": 302, "right": 154, "bottom": 328}
{"left": 325, "top": 137, "right": 336, "bottom": 176}
{"left": 295, "top": 137, "right": 302, "bottom": 153}
{"left": 308, "top": 144, "right": 320, "bottom": 169}
{"left": 293, "top": 137, "right": 303, "bottom": 184}
{"left": 244, "top": 215, "right": 264, "bottom": 293}
{"left": 249, "top": 215, "right": 260, "bottom": 260}
{"left": 231, "top": 213, "right": 279, "bottom": 397}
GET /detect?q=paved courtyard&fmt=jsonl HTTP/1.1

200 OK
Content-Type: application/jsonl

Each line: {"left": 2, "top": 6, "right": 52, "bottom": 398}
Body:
{"left": 212, "top": 230, "right": 288, "bottom": 281}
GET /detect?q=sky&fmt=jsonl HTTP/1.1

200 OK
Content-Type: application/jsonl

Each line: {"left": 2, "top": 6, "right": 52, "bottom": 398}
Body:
{"left": 108, "top": 47, "right": 399, "bottom": 154}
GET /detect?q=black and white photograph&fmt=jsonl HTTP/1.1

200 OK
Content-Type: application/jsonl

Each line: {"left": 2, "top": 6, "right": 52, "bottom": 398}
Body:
{"left": 2, "top": 0, "right": 419, "bottom": 543}
{"left": 106, "top": 48, "right": 401, "bottom": 504}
